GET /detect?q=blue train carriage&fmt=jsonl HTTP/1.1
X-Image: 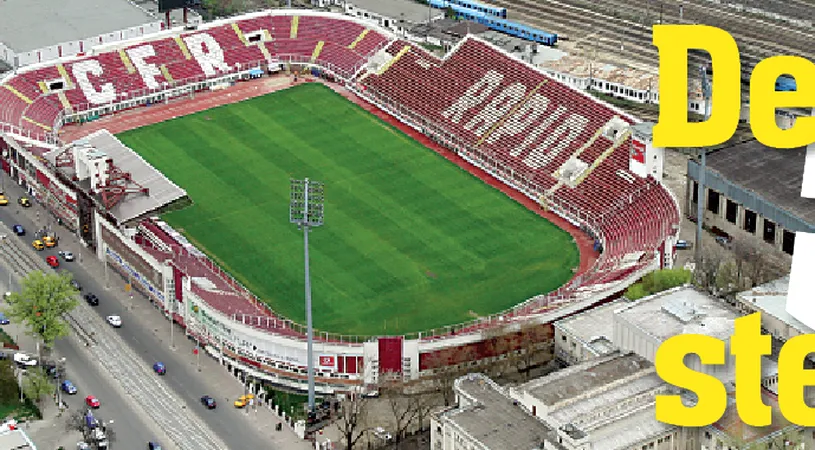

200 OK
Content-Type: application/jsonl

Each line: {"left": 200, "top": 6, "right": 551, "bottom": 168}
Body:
{"left": 427, "top": 0, "right": 507, "bottom": 18}
{"left": 447, "top": 6, "right": 558, "bottom": 46}
{"left": 775, "top": 75, "right": 796, "bottom": 92}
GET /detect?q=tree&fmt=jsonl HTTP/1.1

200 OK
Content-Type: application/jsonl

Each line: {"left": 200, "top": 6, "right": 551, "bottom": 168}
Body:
{"left": 4, "top": 271, "right": 79, "bottom": 351}
{"left": 383, "top": 381, "right": 419, "bottom": 447}
{"left": 336, "top": 392, "right": 371, "bottom": 450}
{"left": 22, "top": 368, "right": 54, "bottom": 409}
{"left": 0, "top": 359, "right": 18, "bottom": 406}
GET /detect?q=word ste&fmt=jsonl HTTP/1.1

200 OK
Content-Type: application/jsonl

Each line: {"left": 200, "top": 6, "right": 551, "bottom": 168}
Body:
{"left": 655, "top": 312, "right": 815, "bottom": 427}
{"left": 651, "top": 24, "right": 815, "bottom": 149}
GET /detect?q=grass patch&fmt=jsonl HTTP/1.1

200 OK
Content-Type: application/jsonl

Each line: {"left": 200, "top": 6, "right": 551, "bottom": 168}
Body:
{"left": 117, "top": 83, "right": 579, "bottom": 335}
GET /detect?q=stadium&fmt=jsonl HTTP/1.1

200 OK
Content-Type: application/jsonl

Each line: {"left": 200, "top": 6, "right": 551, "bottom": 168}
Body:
{"left": 0, "top": 8, "right": 680, "bottom": 394}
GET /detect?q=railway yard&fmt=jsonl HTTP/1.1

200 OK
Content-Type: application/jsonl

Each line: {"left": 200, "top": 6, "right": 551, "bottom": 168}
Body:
{"left": 495, "top": 0, "right": 814, "bottom": 87}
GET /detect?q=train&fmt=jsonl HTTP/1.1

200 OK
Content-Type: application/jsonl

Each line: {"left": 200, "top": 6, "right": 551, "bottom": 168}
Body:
{"left": 427, "top": 0, "right": 558, "bottom": 46}
{"left": 427, "top": 0, "right": 507, "bottom": 18}
{"left": 776, "top": 75, "right": 796, "bottom": 92}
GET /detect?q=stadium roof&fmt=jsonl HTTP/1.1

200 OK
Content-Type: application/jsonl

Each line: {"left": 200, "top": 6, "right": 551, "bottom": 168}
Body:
{"left": 45, "top": 130, "right": 187, "bottom": 224}
{"left": 705, "top": 139, "right": 815, "bottom": 226}
{"left": 0, "top": 0, "right": 155, "bottom": 53}
{"left": 347, "top": 0, "right": 442, "bottom": 24}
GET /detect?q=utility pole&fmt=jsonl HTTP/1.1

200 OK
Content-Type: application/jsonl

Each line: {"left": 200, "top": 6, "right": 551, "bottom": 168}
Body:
{"left": 289, "top": 178, "right": 325, "bottom": 413}
{"left": 169, "top": 300, "right": 176, "bottom": 350}
{"left": 694, "top": 64, "right": 712, "bottom": 270}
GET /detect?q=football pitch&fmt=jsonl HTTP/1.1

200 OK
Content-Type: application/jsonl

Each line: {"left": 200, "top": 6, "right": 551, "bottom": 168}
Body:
{"left": 117, "top": 83, "right": 579, "bottom": 336}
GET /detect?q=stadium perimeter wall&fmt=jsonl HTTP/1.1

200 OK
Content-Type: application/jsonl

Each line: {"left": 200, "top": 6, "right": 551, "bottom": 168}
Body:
{"left": 0, "top": 10, "right": 673, "bottom": 394}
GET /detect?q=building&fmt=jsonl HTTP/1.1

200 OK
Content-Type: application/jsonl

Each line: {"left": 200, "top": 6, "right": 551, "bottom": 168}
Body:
{"left": 343, "top": 0, "right": 443, "bottom": 35}
{"left": 510, "top": 352, "right": 685, "bottom": 450}
{"left": 431, "top": 373, "right": 563, "bottom": 450}
{"left": 687, "top": 139, "right": 815, "bottom": 258}
{"left": 553, "top": 299, "right": 622, "bottom": 365}
{"left": 0, "top": 0, "right": 161, "bottom": 69}
{"left": 0, "top": 420, "right": 36, "bottom": 450}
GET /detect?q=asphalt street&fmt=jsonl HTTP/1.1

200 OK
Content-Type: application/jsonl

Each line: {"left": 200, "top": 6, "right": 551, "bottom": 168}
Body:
{"left": 0, "top": 173, "right": 302, "bottom": 450}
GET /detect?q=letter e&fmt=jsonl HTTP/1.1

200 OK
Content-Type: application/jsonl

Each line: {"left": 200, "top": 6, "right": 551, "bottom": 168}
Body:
{"left": 655, "top": 334, "right": 727, "bottom": 426}
{"left": 731, "top": 313, "right": 771, "bottom": 426}
{"left": 778, "top": 334, "right": 815, "bottom": 426}
{"left": 750, "top": 56, "right": 815, "bottom": 149}
{"left": 652, "top": 25, "right": 741, "bottom": 147}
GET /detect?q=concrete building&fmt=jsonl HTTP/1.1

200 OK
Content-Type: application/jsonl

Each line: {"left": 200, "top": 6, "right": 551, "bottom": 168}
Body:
{"left": 686, "top": 139, "right": 815, "bottom": 258}
{"left": 553, "top": 299, "right": 622, "bottom": 365}
{"left": 431, "top": 373, "right": 562, "bottom": 450}
{"left": 0, "top": 420, "right": 36, "bottom": 449}
{"left": 343, "top": 0, "right": 443, "bottom": 36}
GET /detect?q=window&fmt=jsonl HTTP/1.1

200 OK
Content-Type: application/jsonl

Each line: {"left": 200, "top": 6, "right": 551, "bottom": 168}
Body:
{"left": 692, "top": 181, "right": 698, "bottom": 204}
{"left": 744, "top": 209, "right": 757, "bottom": 234}
{"left": 707, "top": 189, "right": 720, "bottom": 214}
{"left": 763, "top": 219, "right": 776, "bottom": 244}
{"left": 783, "top": 230, "right": 795, "bottom": 255}
{"left": 725, "top": 199, "right": 738, "bottom": 223}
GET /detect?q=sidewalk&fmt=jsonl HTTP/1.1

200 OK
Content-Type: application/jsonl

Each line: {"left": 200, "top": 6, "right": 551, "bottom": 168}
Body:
{"left": 0, "top": 288, "right": 84, "bottom": 450}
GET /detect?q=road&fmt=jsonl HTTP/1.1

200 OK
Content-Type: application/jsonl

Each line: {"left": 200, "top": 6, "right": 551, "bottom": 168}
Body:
{"left": 0, "top": 172, "right": 307, "bottom": 450}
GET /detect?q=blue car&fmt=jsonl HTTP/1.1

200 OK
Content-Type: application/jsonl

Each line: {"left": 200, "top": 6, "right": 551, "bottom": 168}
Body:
{"left": 0, "top": 313, "right": 8, "bottom": 325}
{"left": 61, "top": 380, "right": 77, "bottom": 395}
{"left": 12, "top": 225, "right": 24, "bottom": 236}
{"left": 153, "top": 362, "right": 166, "bottom": 375}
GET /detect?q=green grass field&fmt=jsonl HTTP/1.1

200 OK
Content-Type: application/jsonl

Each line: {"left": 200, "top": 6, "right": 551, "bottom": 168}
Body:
{"left": 117, "top": 83, "right": 579, "bottom": 336}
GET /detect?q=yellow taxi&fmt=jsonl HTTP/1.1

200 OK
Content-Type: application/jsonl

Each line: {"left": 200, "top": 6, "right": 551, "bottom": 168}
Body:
{"left": 43, "top": 236, "right": 57, "bottom": 248}
{"left": 0, "top": 192, "right": 8, "bottom": 206}
{"left": 18, "top": 197, "right": 31, "bottom": 208}
{"left": 32, "top": 240, "right": 44, "bottom": 251}
{"left": 233, "top": 393, "right": 255, "bottom": 408}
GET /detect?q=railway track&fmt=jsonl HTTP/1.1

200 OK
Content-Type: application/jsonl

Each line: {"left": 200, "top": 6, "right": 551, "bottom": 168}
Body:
{"left": 495, "top": 0, "right": 814, "bottom": 83}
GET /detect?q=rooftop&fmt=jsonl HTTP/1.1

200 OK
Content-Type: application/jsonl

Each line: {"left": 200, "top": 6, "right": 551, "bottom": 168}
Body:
{"left": 587, "top": 407, "right": 676, "bottom": 450}
{"left": 44, "top": 130, "right": 187, "bottom": 224}
{"left": 705, "top": 140, "right": 815, "bottom": 226}
{"left": 521, "top": 352, "right": 652, "bottom": 406}
{"left": 614, "top": 286, "right": 739, "bottom": 342}
{"left": 444, "top": 374, "right": 562, "bottom": 450}
{"left": 713, "top": 389, "right": 798, "bottom": 445}
{"left": 0, "top": 428, "right": 35, "bottom": 449}
{"left": 0, "top": 0, "right": 155, "bottom": 53}
{"left": 555, "top": 299, "right": 625, "bottom": 357}
{"left": 738, "top": 276, "right": 813, "bottom": 336}
{"left": 347, "top": 0, "right": 441, "bottom": 24}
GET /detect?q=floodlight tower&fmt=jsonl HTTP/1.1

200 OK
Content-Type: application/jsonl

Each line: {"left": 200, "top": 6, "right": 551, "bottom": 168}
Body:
{"left": 289, "top": 178, "right": 324, "bottom": 413}
{"left": 694, "top": 64, "right": 712, "bottom": 269}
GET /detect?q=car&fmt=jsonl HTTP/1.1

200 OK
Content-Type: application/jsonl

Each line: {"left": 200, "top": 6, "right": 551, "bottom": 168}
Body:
{"left": 61, "top": 380, "right": 77, "bottom": 395}
{"left": 0, "top": 313, "right": 8, "bottom": 325}
{"left": 32, "top": 240, "right": 44, "bottom": 251}
{"left": 18, "top": 197, "right": 31, "bottom": 207}
{"left": 675, "top": 239, "right": 692, "bottom": 250}
{"left": 43, "top": 236, "right": 57, "bottom": 248}
{"left": 148, "top": 442, "right": 163, "bottom": 450}
{"left": 59, "top": 251, "right": 75, "bottom": 261}
{"left": 70, "top": 279, "right": 82, "bottom": 291}
{"left": 106, "top": 315, "right": 122, "bottom": 328}
{"left": 84, "top": 293, "right": 99, "bottom": 306}
{"left": 77, "top": 442, "right": 91, "bottom": 450}
{"left": 12, "top": 225, "right": 24, "bottom": 236}
{"left": 0, "top": 192, "right": 8, "bottom": 206}
{"left": 153, "top": 362, "right": 166, "bottom": 375}
{"left": 46, "top": 255, "right": 59, "bottom": 268}
{"left": 201, "top": 395, "right": 216, "bottom": 409}
{"left": 715, "top": 235, "right": 733, "bottom": 249}
{"left": 85, "top": 395, "right": 100, "bottom": 408}
{"left": 13, "top": 353, "right": 37, "bottom": 367}
{"left": 374, "top": 427, "right": 393, "bottom": 442}
{"left": 233, "top": 393, "right": 255, "bottom": 408}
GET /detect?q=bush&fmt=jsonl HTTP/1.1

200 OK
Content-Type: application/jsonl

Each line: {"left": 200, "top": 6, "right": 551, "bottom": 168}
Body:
{"left": 625, "top": 268, "right": 692, "bottom": 301}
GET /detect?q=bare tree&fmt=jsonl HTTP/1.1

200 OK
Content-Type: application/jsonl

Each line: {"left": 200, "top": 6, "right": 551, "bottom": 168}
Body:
{"left": 694, "top": 243, "right": 727, "bottom": 295}
{"left": 409, "top": 392, "right": 438, "bottom": 434}
{"left": 382, "top": 381, "right": 420, "bottom": 447}
{"left": 336, "top": 392, "right": 371, "bottom": 450}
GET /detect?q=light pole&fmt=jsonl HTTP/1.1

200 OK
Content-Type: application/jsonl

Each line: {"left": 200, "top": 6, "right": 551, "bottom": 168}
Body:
{"left": 289, "top": 178, "right": 324, "bottom": 414}
{"left": 694, "top": 64, "right": 712, "bottom": 270}
{"left": 169, "top": 300, "right": 176, "bottom": 350}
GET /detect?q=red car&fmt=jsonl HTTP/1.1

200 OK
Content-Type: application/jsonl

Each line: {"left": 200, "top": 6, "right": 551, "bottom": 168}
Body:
{"left": 85, "top": 395, "right": 100, "bottom": 408}
{"left": 46, "top": 255, "right": 59, "bottom": 268}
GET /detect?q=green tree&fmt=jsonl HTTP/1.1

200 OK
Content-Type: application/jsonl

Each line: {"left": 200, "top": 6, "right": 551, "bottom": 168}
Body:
{"left": 0, "top": 359, "right": 18, "bottom": 406}
{"left": 625, "top": 268, "right": 692, "bottom": 300}
{"left": 22, "top": 368, "right": 54, "bottom": 409}
{"left": 4, "top": 271, "right": 79, "bottom": 350}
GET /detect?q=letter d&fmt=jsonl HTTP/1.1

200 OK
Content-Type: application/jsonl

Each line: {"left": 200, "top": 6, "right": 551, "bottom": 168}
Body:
{"left": 652, "top": 25, "right": 741, "bottom": 148}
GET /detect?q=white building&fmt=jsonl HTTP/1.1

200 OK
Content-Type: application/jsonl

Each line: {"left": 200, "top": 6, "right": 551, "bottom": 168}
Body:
{"left": 343, "top": 0, "right": 443, "bottom": 36}
{"left": 431, "top": 373, "right": 562, "bottom": 450}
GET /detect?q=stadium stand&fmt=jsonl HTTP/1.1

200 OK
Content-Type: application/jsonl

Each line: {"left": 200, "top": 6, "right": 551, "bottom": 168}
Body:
{"left": 0, "top": 10, "right": 679, "bottom": 342}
